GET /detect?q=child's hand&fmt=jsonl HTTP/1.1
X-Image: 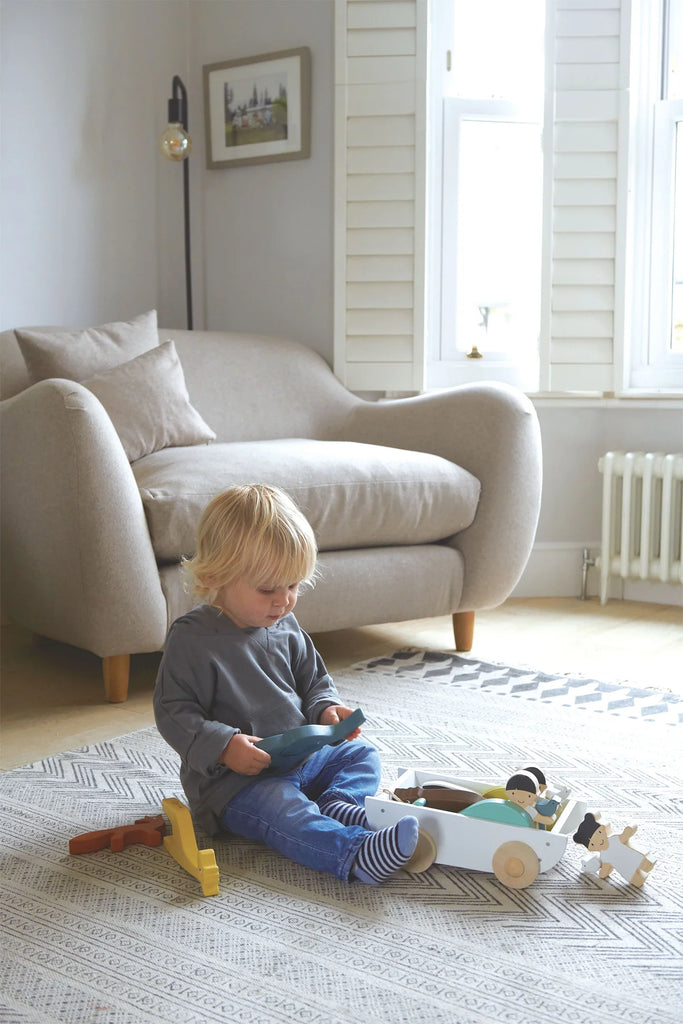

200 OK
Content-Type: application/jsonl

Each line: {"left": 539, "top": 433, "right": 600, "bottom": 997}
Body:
{"left": 319, "top": 705, "right": 362, "bottom": 740}
{"left": 220, "top": 733, "right": 271, "bottom": 775}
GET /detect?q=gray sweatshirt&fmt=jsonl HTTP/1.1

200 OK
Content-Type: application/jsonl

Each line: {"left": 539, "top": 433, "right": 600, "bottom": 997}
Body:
{"left": 153, "top": 604, "right": 340, "bottom": 834}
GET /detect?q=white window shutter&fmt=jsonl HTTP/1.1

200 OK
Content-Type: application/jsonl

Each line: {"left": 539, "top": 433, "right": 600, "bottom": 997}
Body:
{"left": 334, "top": 0, "right": 628, "bottom": 396}
{"left": 543, "top": 0, "right": 624, "bottom": 394}
{"left": 334, "top": 0, "right": 427, "bottom": 391}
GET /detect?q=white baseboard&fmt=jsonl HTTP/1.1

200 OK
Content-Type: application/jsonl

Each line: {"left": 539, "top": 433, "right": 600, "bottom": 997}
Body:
{"left": 621, "top": 578, "right": 683, "bottom": 606}
{"left": 512, "top": 542, "right": 683, "bottom": 606}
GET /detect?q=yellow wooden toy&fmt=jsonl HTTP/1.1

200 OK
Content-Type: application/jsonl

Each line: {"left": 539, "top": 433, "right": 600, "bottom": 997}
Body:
{"left": 482, "top": 786, "right": 507, "bottom": 800}
{"left": 162, "top": 797, "right": 220, "bottom": 896}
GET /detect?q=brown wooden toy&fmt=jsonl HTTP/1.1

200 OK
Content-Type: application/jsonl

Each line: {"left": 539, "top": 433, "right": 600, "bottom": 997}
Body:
{"left": 394, "top": 783, "right": 483, "bottom": 814}
{"left": 69, "top": 814, "right": 166, "bottom": 854}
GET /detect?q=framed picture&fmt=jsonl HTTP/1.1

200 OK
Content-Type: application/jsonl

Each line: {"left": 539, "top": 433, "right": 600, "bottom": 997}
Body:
{"left": 203, "top": 47, "right": 311, "bottom": 169}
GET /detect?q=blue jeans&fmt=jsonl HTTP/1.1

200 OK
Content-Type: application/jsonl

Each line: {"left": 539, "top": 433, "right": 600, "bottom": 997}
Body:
{"left": 220, "top": 739, "right": 381, "bottom": 881}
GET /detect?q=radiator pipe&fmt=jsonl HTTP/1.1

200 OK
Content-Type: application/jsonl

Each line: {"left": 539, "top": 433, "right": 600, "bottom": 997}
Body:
{"left": 580, "top": 548, "right": 596, "bottom": 600}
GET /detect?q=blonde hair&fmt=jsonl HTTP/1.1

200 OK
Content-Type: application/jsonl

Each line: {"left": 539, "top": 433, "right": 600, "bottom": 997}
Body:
{"left": 184, "top": 484, "right": 317, "bottom": 603}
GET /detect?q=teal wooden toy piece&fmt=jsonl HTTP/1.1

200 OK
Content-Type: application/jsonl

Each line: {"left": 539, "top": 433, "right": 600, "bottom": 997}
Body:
{"left": 460, "top": 799, "right": 534, "bottom": 828}
{"left": 256, "top": 707, "right": 366, "bottom": 771}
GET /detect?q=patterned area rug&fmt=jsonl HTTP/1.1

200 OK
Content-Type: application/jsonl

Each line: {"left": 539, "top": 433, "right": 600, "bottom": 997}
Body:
{"left": 1, "top": 654, "right": 681, "bottom": 1024}
{"left": 359, "top": 650, "right": 683, "bottom": 725}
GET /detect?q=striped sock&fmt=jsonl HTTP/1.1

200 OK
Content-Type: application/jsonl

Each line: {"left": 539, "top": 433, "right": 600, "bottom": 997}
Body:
{"left": 352, "top": 816, "right": 419, "bottom": 885}
{"left": 319, "top": 798, "right": 368, "bottom": 829}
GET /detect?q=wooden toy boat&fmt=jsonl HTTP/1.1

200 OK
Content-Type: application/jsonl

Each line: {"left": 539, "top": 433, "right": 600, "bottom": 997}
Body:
{"left": 365, "top": 767, "right": 587, "bottom": 889}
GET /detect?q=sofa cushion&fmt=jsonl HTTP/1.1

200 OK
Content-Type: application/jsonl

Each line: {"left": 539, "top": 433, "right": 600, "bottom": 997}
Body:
{"left": 82, "top": 341, "right": 216, "bottom": 462}
{"left": 133, "top": 438, "right": 481, "bottom": 561}
{"left": 15, "top": 310, "right": 158, "bottom": 384}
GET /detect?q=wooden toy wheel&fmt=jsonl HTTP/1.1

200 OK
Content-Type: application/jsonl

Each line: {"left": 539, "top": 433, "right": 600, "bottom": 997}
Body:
{"left": 405, "top": 829, "right": 438, "bottom": 873}
{"left": 492, "top": 841, "right": 539, "bottom": 889}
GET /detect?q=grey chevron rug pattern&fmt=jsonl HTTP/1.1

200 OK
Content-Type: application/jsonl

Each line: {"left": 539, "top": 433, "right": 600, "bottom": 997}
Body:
{"left": 358, "top": 649, "right": 683, "bottom": 725}
{"left": 1, "top": 656, "right": 681, "bottom": 1024}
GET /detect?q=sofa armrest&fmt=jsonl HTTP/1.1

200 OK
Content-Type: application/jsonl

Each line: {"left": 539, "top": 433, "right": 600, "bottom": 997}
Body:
{"left": 340, "top": 382, "right": 542, "bottom": 610}
{"left": 1, "top": 379, "right": 168, "bottom": 656}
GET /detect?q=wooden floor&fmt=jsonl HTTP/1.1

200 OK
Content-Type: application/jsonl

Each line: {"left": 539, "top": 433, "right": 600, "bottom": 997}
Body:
{"left": 1, "top": 597, "right": 681, "bottom": 771}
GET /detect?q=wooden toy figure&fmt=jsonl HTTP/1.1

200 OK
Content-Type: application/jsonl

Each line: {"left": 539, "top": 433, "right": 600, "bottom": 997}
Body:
{"left": 573, "top": 812, "right": 656, "bottom": 887}
{"left": 522, "top": 766, "right": 568, "bottom": 819}
{"left": 505, "top": 770, "right": 557, "bottom": 828}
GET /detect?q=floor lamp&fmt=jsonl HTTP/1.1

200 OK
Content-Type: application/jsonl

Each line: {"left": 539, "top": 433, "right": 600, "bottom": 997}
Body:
{"left": 159, "top": 75, "right": 193, "bottom": 330}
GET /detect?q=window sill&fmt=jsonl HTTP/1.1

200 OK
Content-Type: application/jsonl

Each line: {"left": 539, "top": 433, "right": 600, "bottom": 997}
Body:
{"left": 529, "top": 392, "right": 683, "bottom": 409}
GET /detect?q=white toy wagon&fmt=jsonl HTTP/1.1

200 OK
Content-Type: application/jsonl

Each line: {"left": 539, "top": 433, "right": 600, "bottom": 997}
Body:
{"left": 365, "top": 767, "right": 588, "bottom": 889}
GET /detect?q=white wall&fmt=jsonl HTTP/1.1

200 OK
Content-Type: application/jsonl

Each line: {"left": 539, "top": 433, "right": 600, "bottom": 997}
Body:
{"left": 193, "top": 0, "right": 334, "bottom": 357}
{"left": 0, "top": 0, "right": 334, "bottom": 355}
{"left": 0, "top": 0, "right": 191, "bottom": 328}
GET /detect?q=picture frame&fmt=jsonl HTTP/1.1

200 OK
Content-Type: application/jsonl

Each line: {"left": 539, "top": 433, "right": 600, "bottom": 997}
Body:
{"left": 203, "top": 47, "right": 311, "bottom": 169}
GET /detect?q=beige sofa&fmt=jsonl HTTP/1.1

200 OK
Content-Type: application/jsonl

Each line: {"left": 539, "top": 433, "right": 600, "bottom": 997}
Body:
{"left": 0, "top": 313, "right": 542, "bottom": 702}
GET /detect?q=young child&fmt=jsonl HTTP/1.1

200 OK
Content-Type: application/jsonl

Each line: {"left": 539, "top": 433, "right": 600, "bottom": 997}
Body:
{"left": 153, "top": 483, "right": 419, "bottom": 884}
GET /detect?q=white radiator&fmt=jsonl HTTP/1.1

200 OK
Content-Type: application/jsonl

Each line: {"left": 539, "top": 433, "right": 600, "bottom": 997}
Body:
{"left": 597, "top": 451, "right": 683, "bottom": 604}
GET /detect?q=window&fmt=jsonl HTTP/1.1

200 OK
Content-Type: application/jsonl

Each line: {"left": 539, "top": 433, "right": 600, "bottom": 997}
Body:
{"left": 625, "top": 0, "right": 683, "bottom": 391}
{"left": 427, "top": 0, "right": 545, "bottom": 391}
{"left": 427, "top": 0, "right": 683, "bottom": 396}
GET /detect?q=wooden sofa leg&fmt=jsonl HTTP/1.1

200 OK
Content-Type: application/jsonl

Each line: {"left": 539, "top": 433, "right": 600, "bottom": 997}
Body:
{"left": 452, "top": 611, "right": 475, "bottom": 652}
{"left": 103, "top": 654, "right": 130, "bottom": 703}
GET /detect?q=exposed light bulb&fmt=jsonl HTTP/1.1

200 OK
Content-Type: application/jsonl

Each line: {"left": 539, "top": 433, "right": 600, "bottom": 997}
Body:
{"left": 159, "top": 122, "right": 192, "bottom": 161}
